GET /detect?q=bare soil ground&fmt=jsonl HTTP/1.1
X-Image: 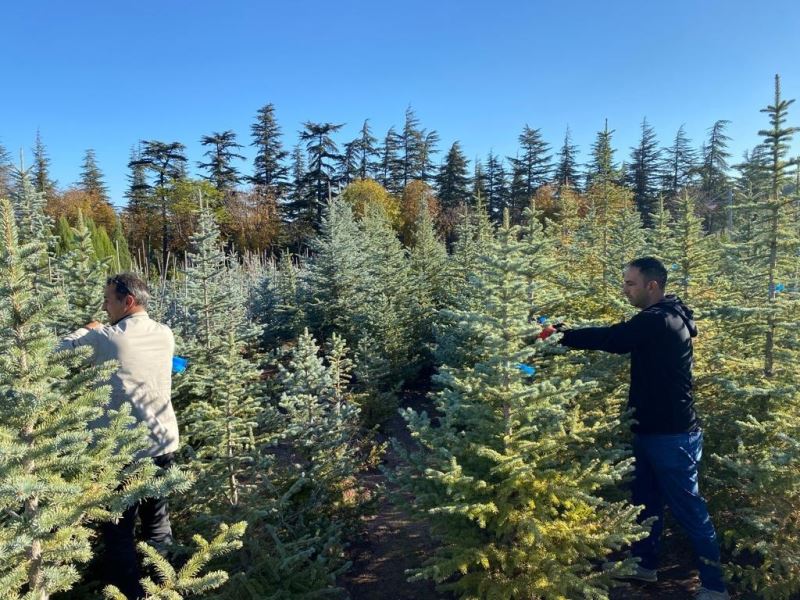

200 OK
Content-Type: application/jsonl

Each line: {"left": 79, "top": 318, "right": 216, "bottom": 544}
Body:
{"left": 341, "top": 391, "right": 447, "bottom": 600}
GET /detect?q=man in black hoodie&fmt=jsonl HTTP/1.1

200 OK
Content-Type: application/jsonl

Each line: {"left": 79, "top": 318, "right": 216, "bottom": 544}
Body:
{"left": 542, "top": 257, "right": 727, "bottom": 599}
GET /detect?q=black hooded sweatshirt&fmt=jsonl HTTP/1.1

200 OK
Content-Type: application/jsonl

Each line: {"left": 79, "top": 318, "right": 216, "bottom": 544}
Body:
{"left": 560, "top": 295, "right": 699, "bottom": 434}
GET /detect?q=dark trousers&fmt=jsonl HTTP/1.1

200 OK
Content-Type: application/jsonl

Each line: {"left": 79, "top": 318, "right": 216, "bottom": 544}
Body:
{"left": 101, "top": 452, "right": 175, "bottom": 600}
{"left": 630, "top": 431, "right": 725, "bottom": 592}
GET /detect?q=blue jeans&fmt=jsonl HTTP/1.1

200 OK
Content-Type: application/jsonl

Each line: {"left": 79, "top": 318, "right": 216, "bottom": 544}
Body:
{"left": 630, "top": 431, "right": 725, "bottom": 592}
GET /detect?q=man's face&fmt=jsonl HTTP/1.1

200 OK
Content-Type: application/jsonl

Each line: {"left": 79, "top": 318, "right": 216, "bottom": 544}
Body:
{"left": 622, "top": 266, "right": 654, "bottom": 309}
{"left": 102, "top": 284, "right": 132, "bottom": 324}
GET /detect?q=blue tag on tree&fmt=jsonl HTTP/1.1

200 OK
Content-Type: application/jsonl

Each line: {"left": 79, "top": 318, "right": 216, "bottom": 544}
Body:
{"left": 775, "top": 283, "right": 785, "bottom": 294}
{"left": 172, "top": 356, "right": 188, "bottom": 373}
{"left": 516, "top": 363, "right": 536, "bottom": 377}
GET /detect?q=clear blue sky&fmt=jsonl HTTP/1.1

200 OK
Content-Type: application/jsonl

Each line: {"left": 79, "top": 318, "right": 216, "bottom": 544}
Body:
{"left": 2, "top": 0, "right": 800, "bottom": 207}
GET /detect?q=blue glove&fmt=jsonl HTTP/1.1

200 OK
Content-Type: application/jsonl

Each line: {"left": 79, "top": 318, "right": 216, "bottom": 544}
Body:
{"left": 172, "top": 356, "right": 188, "bottom": 373}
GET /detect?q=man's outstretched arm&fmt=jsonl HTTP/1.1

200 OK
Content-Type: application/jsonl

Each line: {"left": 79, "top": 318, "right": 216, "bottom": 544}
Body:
{"left": 56, "top": 321, "right": 105, "bottom": 352}
{"left": 544, "top": 313, "right": 654, "bottom": 355}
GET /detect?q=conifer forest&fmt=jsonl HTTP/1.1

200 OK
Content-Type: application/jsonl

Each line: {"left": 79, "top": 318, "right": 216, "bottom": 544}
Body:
{"left": 2, "top": 75, "right": 800, "bottom": 600}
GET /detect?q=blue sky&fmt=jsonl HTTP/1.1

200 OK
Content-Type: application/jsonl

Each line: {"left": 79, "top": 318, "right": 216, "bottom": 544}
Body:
{"left": 2, "top": 0, "right": 799, "bottom": 207}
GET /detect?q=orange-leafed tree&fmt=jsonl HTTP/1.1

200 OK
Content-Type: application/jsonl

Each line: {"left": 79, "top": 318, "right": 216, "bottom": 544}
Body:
{"left": 46, "top": 188, "right": 117, "bottom": 232}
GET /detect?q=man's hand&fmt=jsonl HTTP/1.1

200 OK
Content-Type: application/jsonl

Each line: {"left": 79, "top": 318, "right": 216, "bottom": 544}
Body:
{"left": 85, "top": 321, "right": 104, "bottom": 330}
{"left": 538, "top": 322, "right": 564, "bottom": 340}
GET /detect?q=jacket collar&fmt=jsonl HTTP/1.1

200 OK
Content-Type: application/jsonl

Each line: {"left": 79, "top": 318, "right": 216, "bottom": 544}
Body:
{"left": 111, "top": 311, "right": 149, "bottom": 326}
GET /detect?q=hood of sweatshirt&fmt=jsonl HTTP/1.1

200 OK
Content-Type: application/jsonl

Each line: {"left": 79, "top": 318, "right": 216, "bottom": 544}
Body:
{"left": 651, "top": 295, "right": 698, "bottom": 337}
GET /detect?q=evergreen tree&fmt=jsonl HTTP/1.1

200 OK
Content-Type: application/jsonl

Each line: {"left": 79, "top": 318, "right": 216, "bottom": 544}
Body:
{"left": 288, "top": 143, "right": 307, "bottom": 219}
{"left": 661, "top": 124, "right": 698, "bottom": 200}
{"left": 758, "top": 74, "right": 799, "bottom": 376}
{"left": 669, "top": 191, "right": 718, "bottom": 303}
{"left": 164, "top": 202, "right": 352, "bottom": 598}
{"left": 581, "top": 181, "right": 642, "bottom": 316}
{"left": 102, "top": 522, "right": 247, "bottom": 600}
{"left": 698, "top": 120, "right": 733, "bottom": 231}
{"left": 303, "top": 199, "right": 412, "bottom": 424}
{"left": 436, "top": 141, "right": 471, "bottom": 210}
{"left": 628, "top": 118, "right": 662, "bottom": 225}
{"left": 135, "top": 139, "right": 188, "bottom": 188}
{"left": 735, "top": 144, "right": 771, "bottom": 197}
{"left": 484, "top": 151, "right": 509, "bottom": 222}
{"left": 111, "top": 218, "right": 133, "bottom": 272}
{"left": 398, "top": 210, "right": 645, "bottom": 599}
{"left": 337, "top": 138, "right": 360, "bottom": 187}
{"left": 699, "top": 76, "right": 800, "bottom": 598}
{"left": 91, "top": 221, "right": 116, "bottom": 263}
{"left": 198, "top": 130, "right": 245, "bottom": 194}
{"left": 408, "top": 196, "right": 449, "bottom": 367}
{"left": 645, "top": 195, "right": 675, "bottom": 267}
{"left": 586, "top": 119, "right": 617, "bottom": 188}
{"left": 132, "top": 140, "right": 188, "bottom": 268}
{"left": 11, "top": 164, "right": 54, "bottom": 264}
{"left": 278, "top": 329, "right": 365, "bottom": 507}
{"left": 555, "top": 126, "right": 580, "bottom": 188}
{"left": 181, "top": 322, "right": 269, "bottom": 510}
{"left": 0, "top": 198, "right": 189, "bottom": 599}
{"left": 0, "top": 141, "right": 12, "bottom": 199}
{"left": 298, "top": 122, "right": 344, "bottom": 226}
{"left": 170, "top": 196, "right": 276, "bottom": 519}
{"left": 356, "top": 119, "right": 379, "bottom": 179}
{"left": 79, "top": 148, "right": 110, "bottom": 203}
{"left": 56, "top": 210, "right": 109, "bottom": 332}
{"left": 606, "top": 196, "right": 647, "bottom": 308}
{"left": 400, "top": 106, "right": 438, "bottom": 186}
{"left": 401, "top": 106, "right": 424, "bottom": 187}
{"left": 419, "top": 130, "right": 440, "bottom": 183}
{"left": 472, "top": 158, "right": 487, "bottom": 201}
{"left": 125, "top": 145, "right": 150, "bottom": 211}
{"left": 378, "top": 126, "right": 403, "bottom": 194}
{"left": 441, "top": 196, "right": 495, "bottom": 348}
{"left": 520, "top": 198, "right": 564, "bottom": 318}
{"left": 171, "top": 199, "right": 253, "bottom": 354}
{"left": 357, "top": 203, "right": 417, "bottom": 381}
{"left": 256, "top": 251, "right": 307, "bottom": 347}
{"left": 508, "top": 160, "right": 528, "bottom": 222}
{"left": 304, "top": 199, "right": 365, "bottom": 341}
{"left": 553, "top": 182, "right": 585, "bottom": 250}
{"left": 55, "top": 215, "right": 75, "bottom": 255}
{"left": 31, "top": 129, "right": 56, "bottom": 199}
{"left": 249, "top": 103, "right": 289, "bottom": 195}
{"left": 509, "top": 124, "right": 552, "bottom": 197}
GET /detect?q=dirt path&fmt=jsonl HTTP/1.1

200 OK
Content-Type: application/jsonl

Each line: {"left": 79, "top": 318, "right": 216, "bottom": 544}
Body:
{"left": 341, "top": 391, "right": 446, "bottom": 600}
{"left": 341, "top": 391, "right": 742, "bottom": 600}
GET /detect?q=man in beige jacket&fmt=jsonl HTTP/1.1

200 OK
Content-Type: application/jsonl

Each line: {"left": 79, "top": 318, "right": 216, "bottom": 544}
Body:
{"left": 60, "top": 273, "right": 179, "bottom": 600}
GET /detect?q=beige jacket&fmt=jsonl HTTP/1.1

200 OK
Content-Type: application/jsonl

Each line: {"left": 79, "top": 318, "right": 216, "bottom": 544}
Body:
{"left": 59, "top": 312, "right": 179, "bottom": 458}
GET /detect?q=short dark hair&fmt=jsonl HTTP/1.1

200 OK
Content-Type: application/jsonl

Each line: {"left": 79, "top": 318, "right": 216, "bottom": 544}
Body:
{"left": 626, "top": 257, "right": 668, "bottom": 290}
{"left": 106, "top": 273, "right": 150, "bottom": 308}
